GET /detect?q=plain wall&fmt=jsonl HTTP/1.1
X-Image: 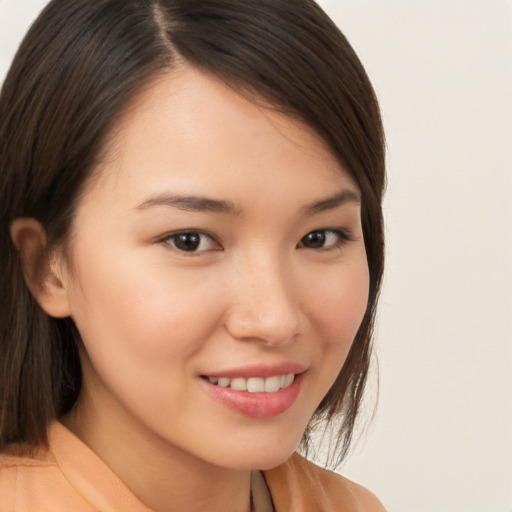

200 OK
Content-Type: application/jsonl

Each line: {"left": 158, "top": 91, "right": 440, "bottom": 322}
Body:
{"left": 1, "top": 1, "right": 511, "bottom": 511}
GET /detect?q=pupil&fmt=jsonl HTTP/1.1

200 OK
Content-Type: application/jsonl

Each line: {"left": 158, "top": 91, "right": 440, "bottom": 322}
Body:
{"left": 304, "top": 231, "right": 325, "bottom": 248}
{"left": 175, "top": 233, "right": 200, "bottom": 251}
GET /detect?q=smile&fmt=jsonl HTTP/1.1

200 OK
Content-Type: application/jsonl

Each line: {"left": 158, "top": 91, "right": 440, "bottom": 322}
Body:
{"left": 205, "top": 374, "right": 295, "bottom": 393}
{"left": 201, "top": 372, "right": 303, "bottom": 418}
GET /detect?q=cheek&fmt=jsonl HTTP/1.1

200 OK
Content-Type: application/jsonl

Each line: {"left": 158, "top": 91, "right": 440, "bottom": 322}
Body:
{"left": 66, "top": 259, "right": 228, "bottom": 418}
{"left": 289, "top": 256, "right": 369, "bottom": 419}
{"left": 304, "top": 257, "right": 370, "bottom": 376}
{"left": 311, "top": 260, "right": 369, "bottom": 337}
{"left": 66, "top": 253, "right": 224, "bottom": 374}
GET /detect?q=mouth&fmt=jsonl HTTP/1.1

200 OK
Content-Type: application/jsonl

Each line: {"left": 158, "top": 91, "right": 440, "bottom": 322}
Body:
{"left": 200, "top": 371, "right": 304, "bottom": 418}
{"left": 202, "top": 374, "right": 295, "bottom": 393}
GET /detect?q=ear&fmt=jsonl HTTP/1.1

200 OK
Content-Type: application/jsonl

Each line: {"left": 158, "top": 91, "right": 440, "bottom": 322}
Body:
{"left": 10, "top": 218, "right": 72, "bottom": 318}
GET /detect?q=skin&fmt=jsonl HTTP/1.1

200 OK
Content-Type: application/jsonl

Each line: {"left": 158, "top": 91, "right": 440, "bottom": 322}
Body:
{"left": 13, "top": 65, "right": 370, "bottom": 512}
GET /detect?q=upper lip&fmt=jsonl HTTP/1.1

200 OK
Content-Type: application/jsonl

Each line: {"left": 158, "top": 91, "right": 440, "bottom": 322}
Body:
{"left": 202, "top": 362, "right": 307, "bottom": 379}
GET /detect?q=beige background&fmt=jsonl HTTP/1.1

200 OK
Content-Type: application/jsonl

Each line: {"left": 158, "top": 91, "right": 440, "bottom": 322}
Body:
{"left": 1, "top": 1, "right": 511, "bottom": 511}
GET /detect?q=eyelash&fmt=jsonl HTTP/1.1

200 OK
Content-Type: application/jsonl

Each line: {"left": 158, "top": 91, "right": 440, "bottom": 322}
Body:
{"left": 162, "top": 231, "right": 221, "bottom": 254}
{"left": 297, "top": 228, "right": 353, "bottom": 251}
{"left": 160, "top": 228, "right": 353, "bottom": 254}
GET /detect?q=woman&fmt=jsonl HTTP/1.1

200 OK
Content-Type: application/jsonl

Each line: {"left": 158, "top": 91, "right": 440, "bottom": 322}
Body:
{"left": 0, "top": 1, "right": 386, "bottom": 510}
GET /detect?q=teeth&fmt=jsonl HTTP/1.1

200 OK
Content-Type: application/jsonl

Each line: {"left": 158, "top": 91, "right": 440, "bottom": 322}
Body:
{"left": 230, "top": 377, "right": 247, "bottom": 391}
{"left": 283, "top": 374, "right": 294, "bottom": 387}
{"left": 264, "top": 375, "right": 281, "bottom": 392}
{"left": 207, "top": 374, "right": 295, "bottom": 393}
{"left": 247, "top": 377, "right": 265, "bottom": 393}
{"left": 217, "top": 377, "right": 230, "bottom": 387}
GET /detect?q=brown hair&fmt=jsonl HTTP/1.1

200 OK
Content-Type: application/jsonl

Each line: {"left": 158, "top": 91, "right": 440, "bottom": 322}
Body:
{"left": 0, "top": 0, "right": 385, "bottom": 465}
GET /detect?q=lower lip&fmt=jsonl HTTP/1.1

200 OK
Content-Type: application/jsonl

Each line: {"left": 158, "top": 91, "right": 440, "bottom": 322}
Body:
{"left": 201, "top": 373, "right": 304, "bottom": 419}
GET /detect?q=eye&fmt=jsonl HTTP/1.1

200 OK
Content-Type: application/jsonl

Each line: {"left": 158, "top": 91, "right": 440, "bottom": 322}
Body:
{"left": 163, "top": 231, "right": 220, "bottom": 253}
{"left": 298, "top": 229, "right": 351, "bottom": 250}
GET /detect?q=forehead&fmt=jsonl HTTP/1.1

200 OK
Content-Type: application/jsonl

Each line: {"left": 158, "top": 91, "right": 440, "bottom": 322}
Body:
{"left": 84, "top": 64, "right": 357, "bottom": 207}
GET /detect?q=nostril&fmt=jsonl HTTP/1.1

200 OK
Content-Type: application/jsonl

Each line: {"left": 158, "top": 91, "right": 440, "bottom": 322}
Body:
{"left": 224, "top": 308, "right": 300, "bottom": 346}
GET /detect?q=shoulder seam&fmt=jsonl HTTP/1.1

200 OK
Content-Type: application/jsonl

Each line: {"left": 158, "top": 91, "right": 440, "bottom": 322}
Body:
{"left": 1, "top": 457, "right": 56, "bottom": 468}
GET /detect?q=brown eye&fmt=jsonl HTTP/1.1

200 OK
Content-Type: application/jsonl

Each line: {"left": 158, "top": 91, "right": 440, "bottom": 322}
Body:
{"left": 298, "top": 229, "right": 350, "bottom": 250}
{"left": 165, "top": 232, "right": 219, "bottom": 253}
{"left": 301, "top": 231, "right": 327, "bottom": 249}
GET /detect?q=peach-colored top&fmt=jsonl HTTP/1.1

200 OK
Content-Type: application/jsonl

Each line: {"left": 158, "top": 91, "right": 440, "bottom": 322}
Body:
{"left": 0, "top": 422, "right": 384, "bottom": 511}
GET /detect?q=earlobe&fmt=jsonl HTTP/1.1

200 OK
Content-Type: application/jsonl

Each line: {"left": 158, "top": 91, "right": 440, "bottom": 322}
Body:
{"left": 10, "top": 218, "right": 72, "bottom": 318}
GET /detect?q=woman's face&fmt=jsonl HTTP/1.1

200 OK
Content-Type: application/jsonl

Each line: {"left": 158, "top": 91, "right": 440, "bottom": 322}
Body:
{"left": 59, "top": 65, "right": 369, "bottom": 470}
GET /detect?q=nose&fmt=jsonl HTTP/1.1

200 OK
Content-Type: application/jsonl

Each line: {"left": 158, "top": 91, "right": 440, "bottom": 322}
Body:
{"left": 223, "top": 252, "right": 302, "bottom": 346}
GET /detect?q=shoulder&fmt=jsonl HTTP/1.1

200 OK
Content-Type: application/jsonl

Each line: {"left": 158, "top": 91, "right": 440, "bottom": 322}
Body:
{"left": 0, "top": 444, "right": 55, "bottom": 510}
{"left": 0, "top": 450, "right": 19, "bottom": 510}
{"left": 0, "top": 441, "right": 56, "bottom": 473}
{"left": 299, "top": 456, "right": 386, "bottom": 511}
{"left": 340, "top": 476, "right": 387, "bottom": 512}
{"left": 0, "top": 442, "right": 94, "bottom": 512}
{"left": 263, "top": 453, "right": 386, "bottom": 512}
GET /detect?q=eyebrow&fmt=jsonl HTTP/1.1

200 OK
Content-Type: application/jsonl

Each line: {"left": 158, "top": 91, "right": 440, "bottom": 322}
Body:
{"left": 135, "top": 188, "right": 360, "bottom": 216}
{"left": 302, "top": 189, "right": 361, "bottom": 215}
{"left": 135, "top": 193, "right": 242, "bottom": 215}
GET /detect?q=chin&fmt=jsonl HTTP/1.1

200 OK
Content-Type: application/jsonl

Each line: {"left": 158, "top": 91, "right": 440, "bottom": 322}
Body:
{"left": 209, "top": 430, "right": 304, "bottom": 471}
